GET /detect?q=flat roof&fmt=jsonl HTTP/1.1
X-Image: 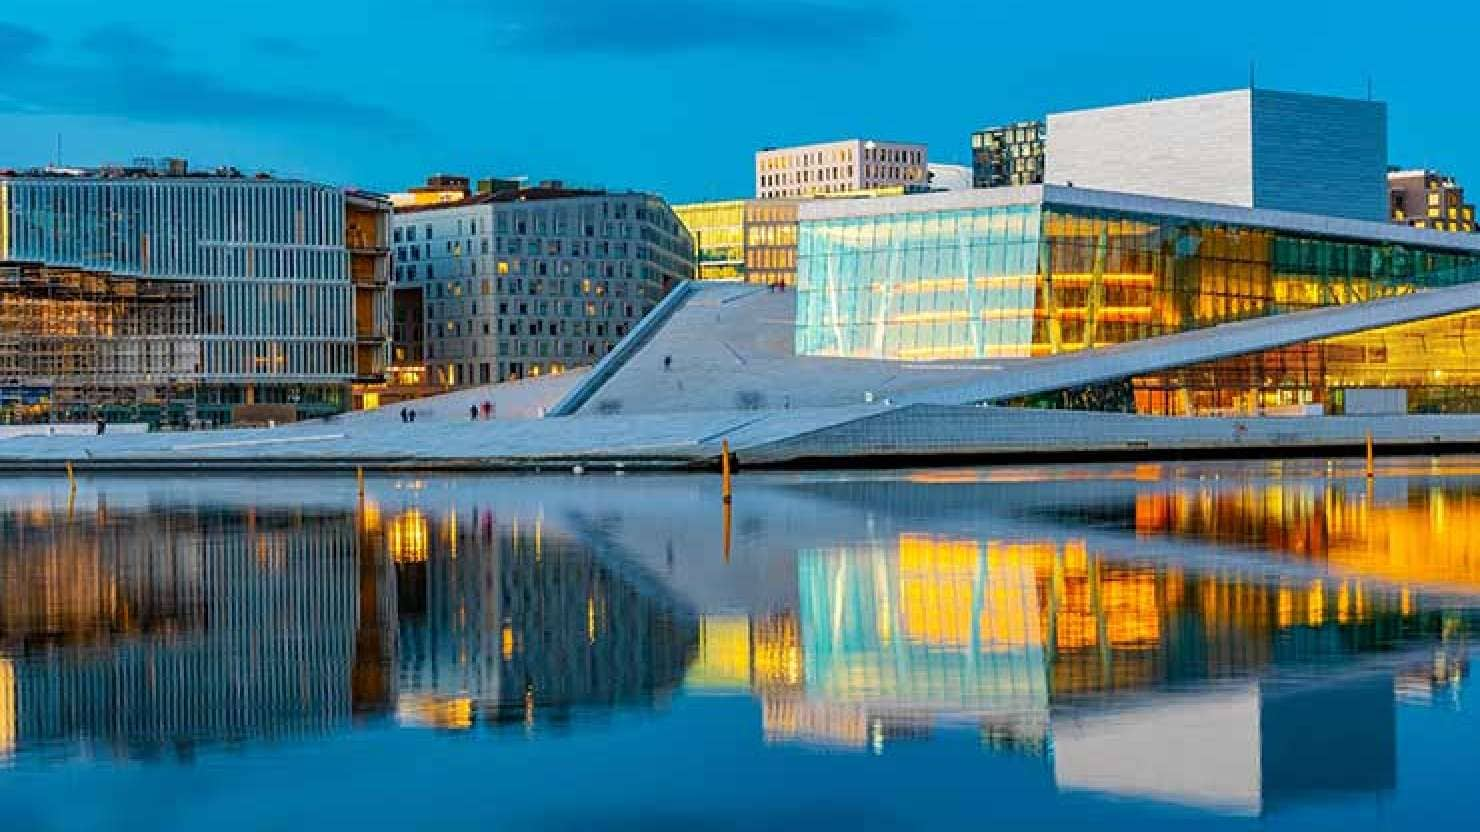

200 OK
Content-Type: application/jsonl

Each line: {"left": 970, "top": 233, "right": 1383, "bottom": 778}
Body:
{"left": 1046, "top": 87, "right": 1382, "bottom": 121}
{"left": 798, "top": 184, "right": 1480, "bottom": 254}
{"left": 755, "top": 138, "right": 927, "bottom": 155}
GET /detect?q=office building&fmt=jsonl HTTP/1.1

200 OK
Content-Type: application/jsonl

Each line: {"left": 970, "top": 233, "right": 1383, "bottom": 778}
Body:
{"left": 795, "top": 184, "right": 1480, "bottom": 415}
{"left": 391, "top": 177, "right": 694, "bottom": 387}
{"left": 0, "top": 160, "right": 388, "bottom": 425}
{"left": 675, "top": 198, "right": 800, "bottom": 286}
{"left": 971, "top": 121, "right": 1046, "bottom": 188}
{"left": 1045, "top": 89, "right": 1389, "bottom": 221}
{"left": 756, "top": 139, "right": 928, "bottom": 199}
{"left": 1389, "top": 169, "right": 1476, "bottom": 232}
{"left": 674, "top": 200, "right": 746, "bottom": 280}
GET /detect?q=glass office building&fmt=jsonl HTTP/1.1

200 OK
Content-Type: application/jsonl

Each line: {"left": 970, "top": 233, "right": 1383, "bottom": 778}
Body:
{"left": 674, "top": 198, "right": 800, "bottom": 286}
{"left": 674, "top": 200, "right": 745, "bottom": 280}
{"left": 796, "top": 186, "right": 1480, "bottom": 414}
{"left": 0, "top": 165, "right": 377, "bottom": 424}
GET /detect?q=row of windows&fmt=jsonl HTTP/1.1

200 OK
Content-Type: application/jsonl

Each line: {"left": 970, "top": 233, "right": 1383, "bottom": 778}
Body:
{"left": 198, "top": 282, "right": 351, "bottom": 339}
{"left": 429, "top": 316, "right": 629, "bottom": 346}
{"left": 201, "top": 339, "right": 353, "bottom": 379}
{"left": 1, "top": 179, "right": 348, "bottom": 280}
{"left": 427, "top": 298, "right": 640, "bottom": 322}
{"left": 393, "top": 198, "right": 689, "bottom": 244}
{"left": 432, "top": 358, "right": 588, "bottom": 386}
{"left": 430, "top": 337, "right": 615, "bottom": 367}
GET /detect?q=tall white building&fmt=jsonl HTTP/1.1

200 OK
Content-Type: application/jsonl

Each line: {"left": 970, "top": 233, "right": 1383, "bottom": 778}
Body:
{"left": 1044, "top": 88, "right": 1389, "bottom": 221}
{"left": 755, "top": 139, "right": 928, "bottom": 199}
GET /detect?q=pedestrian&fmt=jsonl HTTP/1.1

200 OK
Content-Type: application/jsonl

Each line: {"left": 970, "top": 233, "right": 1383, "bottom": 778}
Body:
{"left": 480, "top": 400, "right": 492, "bottom": 420}
{"left": 95, "top": 414, "right": 106, "bottom": 435}
{"left": 663, "top": 355, "right": 672, "bottom": 372}
{"left": 469, "top": 404, "right": 479, "bottom": 421}
{"left": 399, "top": 407, "right": 408, "bottom": 424}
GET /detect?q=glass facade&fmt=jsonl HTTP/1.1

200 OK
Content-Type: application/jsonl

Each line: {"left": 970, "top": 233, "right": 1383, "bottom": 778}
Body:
{"left": 1014, "top": 310, "right": 1480, "bottom": 416}
{"left": 744, "top": 199, "right": 798, "bottom": 286}
{"left": 971, "top": 121, "right": 1046, "bottom": 188}
{"left": 797, "top": 200, "right": 1480, "bottom": 362}
{"left": 0, "top": 174, "right": 365, "bottom": 424}
{"left": 674, "top": 200, "right": 745, "bottom": 280}
{"left": 674, "top": 198, "right": 800, "bottom": 287}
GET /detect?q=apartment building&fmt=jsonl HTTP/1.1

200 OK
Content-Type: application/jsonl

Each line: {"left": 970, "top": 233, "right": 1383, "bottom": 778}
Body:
{"left": 756, "top": 139, "right": 927, "bottom": 199}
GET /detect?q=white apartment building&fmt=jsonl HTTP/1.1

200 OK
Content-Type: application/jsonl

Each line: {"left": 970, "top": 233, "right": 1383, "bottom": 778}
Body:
{"left": 755, "top": 139, "right": 928, "bottom": 199}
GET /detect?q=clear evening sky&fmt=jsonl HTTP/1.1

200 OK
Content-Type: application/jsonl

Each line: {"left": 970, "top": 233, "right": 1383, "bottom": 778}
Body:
{"left": 1, "top": 0, "right": 1474, "bottom": 203}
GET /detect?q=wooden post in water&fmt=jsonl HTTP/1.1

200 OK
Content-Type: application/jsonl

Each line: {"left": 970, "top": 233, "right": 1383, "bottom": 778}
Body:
{"left": 721, "top": 440, "right": 733, "bottom": 504}
{"left": 1365, "top": 431, "right": 1375, "bottom": 479}
{"left": 357, "top": 465, "right": 366, "bottom": 499}
{"left": 65, "top": 461, "right": 76, "bottom": 493}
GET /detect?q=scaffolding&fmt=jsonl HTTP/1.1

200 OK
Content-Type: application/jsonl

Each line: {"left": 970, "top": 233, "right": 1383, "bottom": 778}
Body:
{"left": 0, "top": 261, "right": 198, "bottom": 423}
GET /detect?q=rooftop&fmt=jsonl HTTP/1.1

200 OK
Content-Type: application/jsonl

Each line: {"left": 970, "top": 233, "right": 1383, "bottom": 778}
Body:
{"left": 0, "top": 158, "right": 289, "bottom": 182}
{"left": 798, "top": 183, "right": 1480, "bottom": 253}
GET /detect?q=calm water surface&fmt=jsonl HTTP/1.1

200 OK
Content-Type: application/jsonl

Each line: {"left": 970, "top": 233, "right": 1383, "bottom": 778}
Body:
{"left": 2, "top": 458, "right": 1480, "bottom": 829}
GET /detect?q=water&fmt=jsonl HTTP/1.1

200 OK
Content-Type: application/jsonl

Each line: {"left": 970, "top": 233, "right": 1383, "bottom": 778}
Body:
{"left": 2, "top": 458, "right": 1479, "bottom": 829}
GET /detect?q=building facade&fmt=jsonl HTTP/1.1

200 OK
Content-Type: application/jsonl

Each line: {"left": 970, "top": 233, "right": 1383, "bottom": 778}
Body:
{"left": 795, "top": 185, "right": 1480, "bottom": 415}
{"left": 675, "top": 198, "right": 800, "bottom": 286}
{"left": 674, "top": 200, "right": 746, "bottom": 280}
{"left": 756, "top": 139, "right": 927, "bottom": 199}
{"left": 1389, "top": 169, "right": 1476, "bottom": 232}
{"left": 971, "top": 121, "right": 1046, "bottom": 188}
{"left": 0, "top": 163, "right": 387, "bottom": 424}
{"left": 392, "top": 182, "right": 694, "bottom": 387}
{"left": 346, "top": 192, "right": 393, "bottom": 410}
{"left": 1045, "top": 89, "right": 1389, "bottom": 222}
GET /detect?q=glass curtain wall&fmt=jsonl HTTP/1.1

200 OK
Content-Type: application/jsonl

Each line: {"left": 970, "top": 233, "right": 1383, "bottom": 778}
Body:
{"left": 796, "top": 202, "right": 1480, "bottom": 361}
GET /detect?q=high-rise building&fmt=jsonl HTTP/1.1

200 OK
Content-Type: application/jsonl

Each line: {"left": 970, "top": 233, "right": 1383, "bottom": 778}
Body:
{"left": 1044, "top": 89, "right": 1389, "bottom": 221}
{"left": 390, "top": 177, "right": 694, "bottom": 387}
{"left": 1389, "top": 169, "right": 1476, "bottom": 232}
{"left": 0, "top": 161, "right": 388, "bottom": 425}
{"left": 971, "top": 121, "right": 1046, "bottom": 188}
{"left": 756, "top": 139, "right": 927, "bottom": 199}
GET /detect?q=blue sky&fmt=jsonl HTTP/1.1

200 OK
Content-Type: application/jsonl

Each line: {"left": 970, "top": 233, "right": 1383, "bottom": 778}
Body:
{"left": 0, "top": 0, "right": 1476, "bottom": 203}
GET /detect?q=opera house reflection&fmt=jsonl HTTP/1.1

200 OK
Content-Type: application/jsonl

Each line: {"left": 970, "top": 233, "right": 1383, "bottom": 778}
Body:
{"left": 685, "top": 472, "right": 1480, "bottom": 817}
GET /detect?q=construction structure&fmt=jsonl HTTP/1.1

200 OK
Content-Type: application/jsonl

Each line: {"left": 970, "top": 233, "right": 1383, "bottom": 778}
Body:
{"left": 0, "top": 261, "right": 198, "bottom": 424}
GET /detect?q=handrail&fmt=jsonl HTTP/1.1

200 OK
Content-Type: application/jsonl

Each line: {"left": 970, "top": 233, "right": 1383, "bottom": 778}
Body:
{"left": 545, "top": 280, "right": 699, "bottom": 417}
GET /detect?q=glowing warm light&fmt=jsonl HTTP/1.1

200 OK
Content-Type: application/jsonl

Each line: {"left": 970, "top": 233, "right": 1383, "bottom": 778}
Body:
{"left": 0, "top": 659, "right": 14, "bottom": 761}
{"left": 387, "top": 509, "right": 429, "bottom": 564}
{"left": 396, "top": 695, "right": 473, "bottom": 730}
{"left": 687, "top": 616, "right": 754, "bottom": 690}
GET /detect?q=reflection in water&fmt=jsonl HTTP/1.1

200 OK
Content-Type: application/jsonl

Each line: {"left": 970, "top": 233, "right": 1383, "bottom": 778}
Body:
{"left": 0, "top": 498, "right": 697, "bottom": 760}
{"left": 1130, "top": 478, "right": 1480, "bottom": 591}
{"left": 393, "top": 509, "right": 696, "bottom": 729}
{"left": 3, "top": 469, "right": 1480, "bottom": 823}
{"left": 689, "top": 527, "right": 1472, "bottom": 815}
